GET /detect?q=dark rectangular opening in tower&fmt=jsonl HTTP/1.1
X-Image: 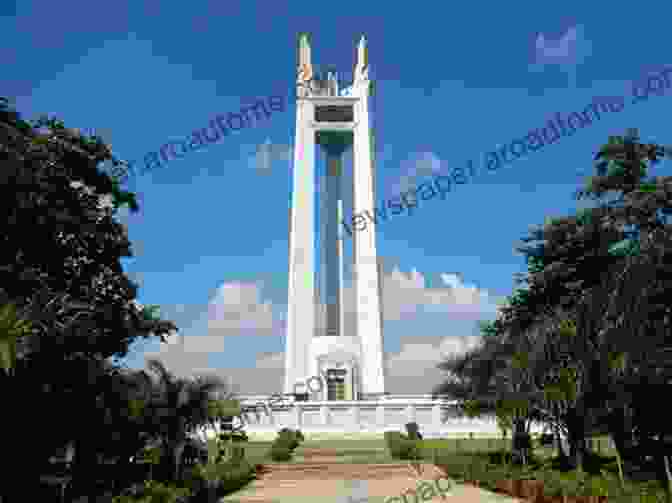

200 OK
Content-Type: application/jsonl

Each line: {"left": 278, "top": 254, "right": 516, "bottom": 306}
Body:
{"left": 315, "top": 106, "right": 354, "bottom": 122}
{"left": 326, "top": 369, "right": 347, "bottom": 400}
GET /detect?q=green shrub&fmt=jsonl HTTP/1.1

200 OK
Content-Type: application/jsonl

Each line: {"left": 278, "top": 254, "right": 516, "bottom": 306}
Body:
{"left": 183, "top": 458, "right": 256, "bottom": 501}
{"left": 138, "top": 444, "right": 163, "bottom": 465}
{"left": 384, "top": 431, "right": 419, "bottom": 460}
{"left": 182, "top": 438, "right": 209, "bottom": 467}
{"left": 111, "top": 479, "right": 191, "bottom": 503}
{"left": 384, "top": 431, "right": 407, "bottom": 447}
{"left": 486, "top": 449, "right": 512, "bottom": 465}
{"left": 217, "top": 431, "right": 248, "bottom": 443}
{"left": 214, "top": 439, "right": 247, "bottom": 464}
{"left": 274, "top": 428, "right": 302, "bottom": 451}
{"left": 269, "top": 444, "right": 293, "bottom": 462}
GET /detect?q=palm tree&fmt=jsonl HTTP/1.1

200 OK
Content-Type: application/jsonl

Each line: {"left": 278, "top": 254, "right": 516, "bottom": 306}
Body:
{"left": 139, "top": 358, "right": 229, "bottom": 482}
{"left": 0, "top": 301, "right": 33, "bottom": 377}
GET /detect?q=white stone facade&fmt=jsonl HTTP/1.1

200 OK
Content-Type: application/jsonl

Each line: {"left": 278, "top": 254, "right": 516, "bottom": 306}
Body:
{"left": 284, "top": 33, "right": 385, "bottom": 400}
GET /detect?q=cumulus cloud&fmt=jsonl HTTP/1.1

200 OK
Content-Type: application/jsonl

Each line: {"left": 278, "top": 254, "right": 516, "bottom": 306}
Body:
{"left": 207, "top": 281, "right": 284, "bottom": 336}
{"left": 389, "top": 151, "right": 447, "bottom": 195}
{"left": 255, "top": 351, "right": 284, "bottom": 369}
{"left": 380, "top": 268, "right": 502, "bottom": 321}
{"left": 137, "top": 268, "right": 502, "bottom": 394}
{"left": 212, "top": 334, "right": 484, "bottom": 395}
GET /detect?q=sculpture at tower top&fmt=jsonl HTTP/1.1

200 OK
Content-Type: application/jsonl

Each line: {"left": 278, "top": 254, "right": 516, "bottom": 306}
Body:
{"left": 297, "top": 32, "right": 313, "bottom": 98}
{"left": 354, "top": 35, "right": 369, "bottom": 84}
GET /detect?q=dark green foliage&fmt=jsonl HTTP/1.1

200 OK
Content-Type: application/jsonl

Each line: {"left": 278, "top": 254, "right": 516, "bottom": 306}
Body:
{"left": 274, "top": 428, "right": 303, "bottom": 451}
{"left": 384, "top": 430, "right": 419, "bottom": 460}
{"left": 267, "top": 428, "right": 303, "bottom": 462}
{"left": 0, "top": 97, "right": 187, "bottom": 502}
{"left": 217, "top": 430, "right": 248, "bottom": 443}
{"left": 432, "top": 129, "right": 672, "bottom": 485}
{"left": 487, "top": 450, "right": 513, "bottom": 465}
{"left": 384, "top": 431, "right": 406, "bottom": 445}
{"left": 182, "top": 438, "right": 209, "bottom": 468}
{"left": 513, "top": 431, "right": 532, "bottom": 450}
{"left": 269, "top": 444, "right": 293, "bottom": 462}
{"left": 111, "top": 479, "right": 192, "bottom": 503}
{"left": 182, "top": 457, "right": 256, "bottom": 502}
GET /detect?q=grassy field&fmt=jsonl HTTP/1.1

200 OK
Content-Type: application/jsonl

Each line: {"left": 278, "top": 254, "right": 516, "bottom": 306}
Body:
{"left": 211, "top": 434, "right": 618, "bottom": 467}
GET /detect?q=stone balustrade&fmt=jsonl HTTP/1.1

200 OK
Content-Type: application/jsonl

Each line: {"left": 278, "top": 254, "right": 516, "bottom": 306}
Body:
{"left": 224, "top": 397, "right": 546, "bottom": 436}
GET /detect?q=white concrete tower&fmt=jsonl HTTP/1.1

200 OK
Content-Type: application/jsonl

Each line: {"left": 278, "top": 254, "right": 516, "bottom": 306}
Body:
{"left": 284, "top": 32, "right": 315, "bottom": 395}
{"left": 350, "top": 35, "right": 386, "bottom": 399}
{"left": 284, "top": 33, "right": 385, "bottom": 400}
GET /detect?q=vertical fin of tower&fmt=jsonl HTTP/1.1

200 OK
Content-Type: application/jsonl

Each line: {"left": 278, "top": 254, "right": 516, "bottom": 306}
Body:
{"left": 285, "top": 32, "right": 316, "bottom": 394}
{"left": 352, "top": 35, "right": 386, "bottom": 398}
{"left": 297, "top": 32, "right": 313, "bottom": 98}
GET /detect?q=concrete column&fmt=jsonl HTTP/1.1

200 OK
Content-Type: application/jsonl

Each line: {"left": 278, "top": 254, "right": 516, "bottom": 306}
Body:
{"left": 406, "top": 404, "right": 416, "bottom": 424}
{"left": 284, "top": 96, "right": 315, "bottom": 394}
{"left": 376, "top": 404, "right": 385, "bottom": 427}
{"left": 352, "top": 79, "right": 385, "bottom": 396}
{"left": 432, "top": 404, "right": 442, "bottom": 431}
{"left": 321, "top": 405, "right": 329, "bottom": 426}
{"left": 294, "top": 404, "right": 302, "bottom": 428}
{"left": 351, "top": 404, "right": 360, "bottom": 428}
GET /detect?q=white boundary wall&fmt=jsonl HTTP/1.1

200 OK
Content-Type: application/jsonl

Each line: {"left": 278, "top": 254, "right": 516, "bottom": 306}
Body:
{"left": 197, "top": 396, "right": 546, "bottom": 440}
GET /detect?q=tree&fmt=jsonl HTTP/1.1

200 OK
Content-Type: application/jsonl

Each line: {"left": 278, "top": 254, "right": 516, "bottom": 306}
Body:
{"left": 0, "top": 97, "right": 177, "bottom": 502}
{"left": 499, "top": 129, "right": 672, "bottom": 473}
{"left": 433, "top": 317, "right": 542, "bottom": 463}
{"left": 139, "top": 358, "right": 229, "bottom": 483}
{"left": 0, "top": 301, "right": 32, "bottom": 377}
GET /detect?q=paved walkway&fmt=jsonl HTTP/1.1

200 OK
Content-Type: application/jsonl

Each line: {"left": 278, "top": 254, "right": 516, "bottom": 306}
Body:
{"left": 220, "top": 460, "right": 523, "bottom": 503}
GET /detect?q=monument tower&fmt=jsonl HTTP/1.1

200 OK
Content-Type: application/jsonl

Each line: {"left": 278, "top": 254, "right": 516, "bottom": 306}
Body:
{"left": 284, "top": 33, "right": 386, "bottom": 401}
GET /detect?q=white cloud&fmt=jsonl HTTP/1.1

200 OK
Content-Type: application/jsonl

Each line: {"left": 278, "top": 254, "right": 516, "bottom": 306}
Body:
{"left": 380, "top": 267, "right": 501, "bottom": 321}
{"left": 389, "top": 151, "right": 447, "bottom": 195}
{"left": 136, "top": 268, "right": 502, "bottom": 394}
{"left": 207, "top": 281, "right": 284, "bottom": 336}
{"left": 256, "top": 351, "right": 284, "bottom": 369}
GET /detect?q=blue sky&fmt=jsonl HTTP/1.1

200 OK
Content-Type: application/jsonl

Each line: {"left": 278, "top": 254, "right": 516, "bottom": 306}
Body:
{"left": 4, "top": 1, "right": 671, "bottom": 395}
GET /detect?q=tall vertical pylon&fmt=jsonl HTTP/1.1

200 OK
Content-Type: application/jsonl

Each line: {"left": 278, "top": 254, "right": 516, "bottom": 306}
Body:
{"left": 284, "top": 33, "right": 385, "bottom": 400}
{"left": 350, "top": 35, "right": 386, "bottom": 399}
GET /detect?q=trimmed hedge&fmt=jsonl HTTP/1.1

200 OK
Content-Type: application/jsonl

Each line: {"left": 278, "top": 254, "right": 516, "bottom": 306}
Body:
{"left": 274, "top": 428, "right": 304, "bottom": 450}
{"left": 111, "top": 479, "right": 192, "bottom": 503}
{"left": 384, "top": 430, "right": 420, "bottom": 460}
{"left": 267, "top": 428, "right": 304, "bottom": 462}
{"left": 269, "top": 444, "right": 293, "bottom": 462}
{"left": 182, "top": 457, "right": 256, "bottom": 501}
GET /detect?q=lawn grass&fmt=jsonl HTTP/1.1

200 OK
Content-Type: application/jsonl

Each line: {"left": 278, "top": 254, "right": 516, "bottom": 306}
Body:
{"left": 218, "top": 433, "right": 620, "bottom": 473}
{"left": 427, "top": 437, "right": 666, "bottom": 503}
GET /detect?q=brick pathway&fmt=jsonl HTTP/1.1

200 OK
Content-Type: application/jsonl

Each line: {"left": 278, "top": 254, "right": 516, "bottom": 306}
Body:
{"left": 220, "top": 459, "right": 522, "bottom": 503}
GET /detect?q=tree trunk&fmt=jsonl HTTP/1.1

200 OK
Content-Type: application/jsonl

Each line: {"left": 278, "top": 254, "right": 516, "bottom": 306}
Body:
{"left": 566, "top": 406, "right": 587, "bottom": 471}
{"left": 607, "top": 405, "right": 640, "bottom": 466}
{"left": 551, "top": 403, "right": 568, "bottom": 460}
{"left": 160, "top": 437, "right": 186, "bottom": 483}
{"left": 511, "top": 418, "right": 529, "bottom": 465}
{"left": 554, "top": 423, "right": 567, "bottom": 459}
{"left": 662, "top": 453, "right": 672, "bottom": 503}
